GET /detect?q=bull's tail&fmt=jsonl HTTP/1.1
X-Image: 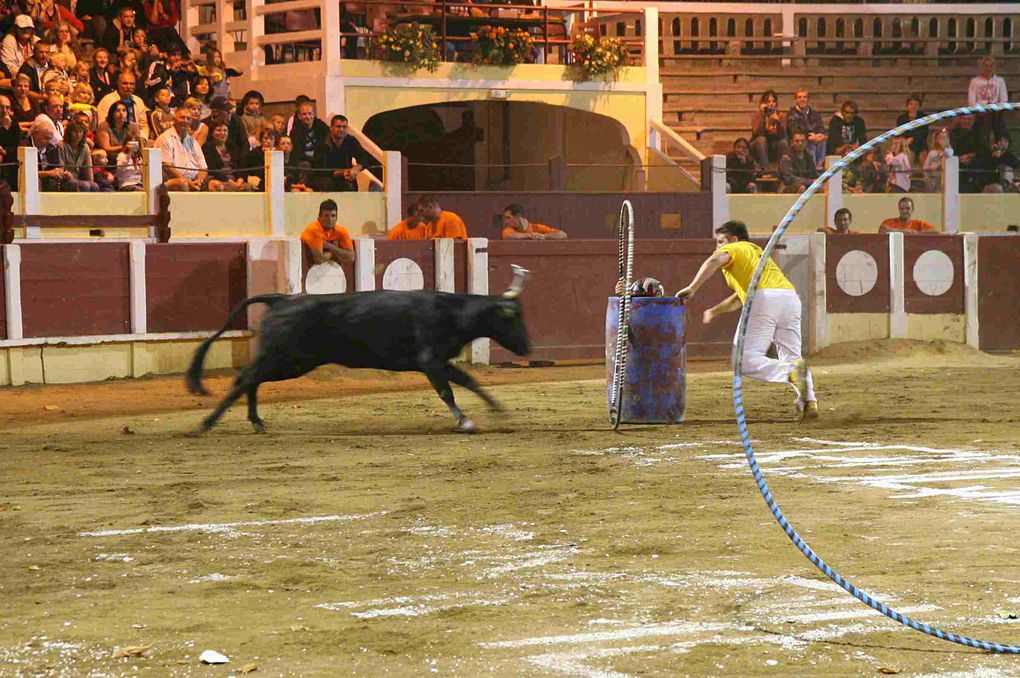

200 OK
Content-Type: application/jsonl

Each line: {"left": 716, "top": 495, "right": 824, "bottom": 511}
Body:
{"left": 186, "top": 294, "right": 289, "bottom": 396}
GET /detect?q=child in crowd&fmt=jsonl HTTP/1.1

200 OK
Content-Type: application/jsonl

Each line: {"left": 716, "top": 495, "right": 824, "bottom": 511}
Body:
{"left": 148, "top": 85, "right": 174, "bottom": 138}
{"left": 280, "top": 135, "right": 313, "bottom": 192}
{"left": 116, "top": 127, "right": 144, "bottom": 191}
{"left": 90, "top": 149, "right": 116, "bottom": 191}
{"left": 238, "top": 89, "right": 265, "bottom": 150}
{"left": 199, "top": 48, "right": 238, "bottom": 100}
{"left": 68, "top": 81, "right": 96, "bottom": 130}
{"left": 71, "top": 61, "right": 90, "bottom": 88}
{"left": 885, "top": 136, "right": 912, "bottom": 193}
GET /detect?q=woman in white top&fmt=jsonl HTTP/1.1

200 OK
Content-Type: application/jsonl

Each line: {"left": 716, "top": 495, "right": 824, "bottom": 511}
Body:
{"left": 885, "top": 136, "right": 912, "bottom": 193}
{"left": 923, "top": 129, "right": 953, "bottom": 194}
{"left": 46, "top": 21, "right": 79, "bottom": 71}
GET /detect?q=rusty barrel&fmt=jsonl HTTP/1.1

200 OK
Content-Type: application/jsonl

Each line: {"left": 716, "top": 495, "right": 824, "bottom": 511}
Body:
{"left": 606, "top": 296, "right": 687, "bottom": 424}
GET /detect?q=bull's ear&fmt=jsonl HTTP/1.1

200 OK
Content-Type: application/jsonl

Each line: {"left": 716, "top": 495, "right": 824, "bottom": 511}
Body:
{"left": 502, "top": 264, "right": 530, "bottom": 299}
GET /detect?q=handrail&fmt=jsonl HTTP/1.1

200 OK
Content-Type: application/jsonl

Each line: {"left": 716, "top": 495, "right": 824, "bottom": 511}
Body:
{"left": 652, "top": 119, "right": 706, "bottom": 163}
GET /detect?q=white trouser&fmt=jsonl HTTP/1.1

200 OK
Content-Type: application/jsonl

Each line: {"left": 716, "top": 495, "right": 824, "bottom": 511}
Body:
{"left": 733, "top": 288, "right": 816, "bottom": 402}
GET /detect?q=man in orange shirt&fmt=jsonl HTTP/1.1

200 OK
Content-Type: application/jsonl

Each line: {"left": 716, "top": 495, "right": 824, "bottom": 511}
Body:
{"left": 818, "top": 207, "right": 861, "bottom": 235}
{"left": 501, "top": 203, "right": 568, "bottom": 240}
{"left": 387, "top": 205, "right": 429, "bottom": 240}
{"left": 300, "top": 199, "right": 355, "bottom": 265}
{"left": 878, "top": 197, "right": 938, "bottom": 234}
{"left": 418, "top": 195, "right": 468, "bottom": 240}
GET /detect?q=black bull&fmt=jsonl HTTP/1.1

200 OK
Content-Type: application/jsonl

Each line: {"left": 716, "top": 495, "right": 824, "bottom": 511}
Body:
{"left": 186, "top": 267, "right": 532, "bottom": 433}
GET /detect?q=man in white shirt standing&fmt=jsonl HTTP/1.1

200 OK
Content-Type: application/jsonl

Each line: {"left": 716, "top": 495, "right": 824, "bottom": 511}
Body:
{"left": 968, "top": 56, "right": 1009, "bottom": 151}
{"left": 155, "top": 106, "right": 209, "bottom": 191}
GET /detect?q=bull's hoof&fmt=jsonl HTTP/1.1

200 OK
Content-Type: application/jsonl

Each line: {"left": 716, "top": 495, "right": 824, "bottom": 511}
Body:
{"left": 456, "top": 419, "right": 477, "bottom": 434}
{"left": 251, "top": 421, "right": 267, "bottom": 435}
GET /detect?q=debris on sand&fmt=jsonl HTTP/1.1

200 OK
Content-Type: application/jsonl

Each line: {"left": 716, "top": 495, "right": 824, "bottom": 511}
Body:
{"left": 113, "top": 644, "right": 151, "bottom": 658}
{"left": 199, "top": 649, "right": 230, "bottom": 664}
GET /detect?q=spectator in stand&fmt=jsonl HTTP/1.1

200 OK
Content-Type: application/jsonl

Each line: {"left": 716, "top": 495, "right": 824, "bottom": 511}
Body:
{"left": 47, "top": 20, "right": 78, "bottom": 70}
{"left": 237, "top": 89, "right": 265, "bottom": 150}
{"left": 141, "top": 40, "right": 172, "bottom": 102}
{"left": 101, "top": 5, "right": 136, "bottom": 54}
{"left": 30, "top": 0, "right": 84, "bottom": 35}
{"left": 97, "top": 99, "right": 141, "bottom": 157}
{"left": 726, "top": 137, "right": 756, "bottom": 194}
{"left": 115, "top": 127, "right": 144, "bottom": 190}
{"left": 949, "top": 116, "right": 979, "bottom": 193}
{"left": 147, "top": 84, "right": 172, "bottom": 137}
{"left": 37, "top": 92, "right": 66, "bottom": 142}
{"left": 155, "top": 104, "right": 210, "bottom": 191}
{"left": 89, "top": 47, "right": 115, "bottom": 100}
{"left": 895, "top": 94, "right": 928, "bottom": 166}
{"left": 59, "top": 120, "right": 100, "bottom": 191}
{"left": 970, "top": 135, "right": 1020, "bottom": 193}
{"left": 42, "top": 50, "right": 72, "bottom": 96}
{"left": 96, "top": 70, "right": 149, "bottom": 139}
{"left": 269, "top": 113, "right": 284, "bottom": 137}
{"left": 923, "top": 128, "right": 953, "bottom": 193}
{"left": 387, "top": 205, "right": 428, "bottom": 240}
{"left": 143, "top": 0, "right": 185, "bottom": 54}
{"left": 203, "top": 95, "right": 244, "bottom": 164}
{"left": 819, "top": 207, "right": 859, "bottom": 235}
{"left": 843, "top": 147, "right": 887, "bottom": 194}
{"left": 279, "top": 135, "right": 313, "bottom": 192}
{"left": 285, "top": 94, "right": 309, "bottom": 134}
{"left": 968, "top": 56, "right": 1008, "bottom": 151}
{"left": 71, "top": 61, "right": 90, "bottom": 88}
{"left": 2, "top": 15, "right": 40, "bottom": 80}
{"left": 202, "top": 113, "right": 254, "bottom": 192}
{"left": 184, "top": 95, "right": 208, "bottom": 144}
{"left": 826, "top": 99, "right": 867, "bottom": 156}
{"left": 69, "top": 82, "right": 97, "bottom": 132}
{"left": 312, "top": 114, "right": 373, "bottom": 192}
{"left": 418, "top": 195, "right": 468, "bottom": 239}
{"left": 885, "top": 136, "right": 912, "bottom": 193}
{"left": 117, "top": 47, "right": 139, "bottom": 80}
{"left": 289, "top": 98, "right": 328, "bottom": 165}
{"left": 27, "top": 117, "right": 77, "bottom": 191}
{"left": 239, "top": 127, "right": 275, "bottom": 190}
{"left": 749, "top": 89, "right": 787, "bottom": 170}
{"left": 192, "top": 74, "right": 212, "bottom": 117}
{"left": 300, "top": 198, "right": 355, "bottom": 265}
{"left": 787, "top": 88, "right": 826, "bottom": 169}
{"left": 18, "top": 39, "right": 51, "bottom": 102}
{"left": 0, "top": 94, "right": 20, "bottom": 190}
{"left": 76, "top": 0, "right": 109, "bottom": 42}
{"left": 11, "top": 73, "right": 38, "bottom": 132}
{"left": 198, "top": 47, "right": 238, "bottom": 100}
{"left": 879, "top": 197, "right": 937, "bottom": 234}
{"left": 778, "top": 132, "right": 818, "bottom": 194}
{"left": 501, "top": 203, "right": 567, "bottom": 239}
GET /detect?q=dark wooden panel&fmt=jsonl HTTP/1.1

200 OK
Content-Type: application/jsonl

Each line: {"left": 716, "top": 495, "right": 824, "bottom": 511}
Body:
{"left": 488, "top": 239, "right": 737, "bottom": 362}
{"left": 826, "top": 234, "right": 890, "bottom": 314}
{"left": 21, "top": 243, "right": 131, "bottom": 337}
{"left": 375, "top": 240, "right": 436, "bottom": 290}
{"left": 978, "top": 235, "right": 1020, "bottom": 350}
{"left": 19, "top": 215, "right": 155, "bottom": 228}
{"left": 404, "top": 192, "right": 714, "bottom": 240}
{"left": 0, "top": 245, "right": 6, "bottom": 340}
{"left": 147, "top": 243, "right": 248, "bottom": 333}
{"left": 453, "top": 239, "right": 466, "bottom": 293}
{"left": 904, "top": 235, "right": 964, "bottom": 315}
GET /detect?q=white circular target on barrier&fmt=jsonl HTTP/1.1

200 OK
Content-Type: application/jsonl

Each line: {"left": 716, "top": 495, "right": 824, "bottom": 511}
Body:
{"left": 835, "top": 250, "right": 879, "bottom": 297}
{"left": 305, "top": 263, "right": 347, "bottom": 294}
{"left": 382, "top": 258, "right": 425, "bottom": 290}
{"left": 913, "top": 250, "right": 955, "bottom": 297}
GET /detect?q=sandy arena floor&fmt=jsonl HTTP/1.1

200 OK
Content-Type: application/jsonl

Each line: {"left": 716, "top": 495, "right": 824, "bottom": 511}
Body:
{"left": 3, "top": 340, "right": 1020, "bottom": 677}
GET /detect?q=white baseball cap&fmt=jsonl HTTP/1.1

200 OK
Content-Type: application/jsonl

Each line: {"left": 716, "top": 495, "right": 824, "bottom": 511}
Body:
{"left": 14, "top": 15, "right": 35, "bottom": 29}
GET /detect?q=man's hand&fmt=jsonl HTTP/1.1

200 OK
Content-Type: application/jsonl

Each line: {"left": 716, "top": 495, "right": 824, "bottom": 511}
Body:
{"left": 189, "top": 179, "right": 203, "bottom": 191}
{"left": 675, "top": 286, "right": 694, "bottom": 300}
{"left": 614, "top": 278, "right": 626, "bottom": 295}
{"left": 703, "top": 308, "right": 716, "bottom": 324}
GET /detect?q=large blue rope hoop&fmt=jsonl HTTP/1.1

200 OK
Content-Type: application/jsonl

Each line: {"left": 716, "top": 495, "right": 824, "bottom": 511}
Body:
{"left": 734, "top": 102, "right": 1020, "bottom": 653}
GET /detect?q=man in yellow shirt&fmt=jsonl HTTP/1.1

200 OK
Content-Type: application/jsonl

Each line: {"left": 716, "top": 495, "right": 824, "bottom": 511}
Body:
{"left": 418, "top": 195, "right": 468, "bottom": 240}
{"left": 675, "top": 220, "right": 817, "bottom": 419}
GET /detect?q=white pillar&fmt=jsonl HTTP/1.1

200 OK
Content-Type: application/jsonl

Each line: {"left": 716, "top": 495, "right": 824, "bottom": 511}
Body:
{"left": 323, "top": 0, "right": 341, "bottom": 76}
{"left": 888, "top": 231, "right": 906, "bottom": 338}
{"left": 247, "top": 0, "right": 265, "bottom": 75}
{"left": 3, "top": 243, "right": 22, "bottom": 340}
{"left": 354, "top": 238, "right": 375, "bottom": 291}
{"left": 942, "top": 155, "right": 959, "bottom": 234}
{"left": 18, "top": 147, "right": 39, "bottom": 238}
{"left": 143, "top": 146, "right": 163, "bottom": 205}
{"left": 467, "top": 237, "right": 489, "bottom": 364}
{"left": 963, "top": 232, "right": 980, "bottom": 349}
{"left": 824, "top": 155, "right": 842, "bottom": 228}
{"left": 384, "top": 150, "right": 402, "bottom": 228}
{"left": 129, "top": 241, "right": 147, "bottom": 334}
{"left": 265, "top": 149, "right": 285, "bottom": 236}
{"left": 434, "top": 238, "right": 455, "bottom": 292}
{"left": 284, "top": 238, "right": 302, "bottom": 294}
{"left": 808, "top": 232, "right": 827, "bottom": 353}
{"left": 183, "top": 0, "right": 201, "bottom": 55}
{"left": 643, "top": 7, "right": 662, "bottom": 152}
{"left": 706, "top": 155, "right": 727, "bottom": 226}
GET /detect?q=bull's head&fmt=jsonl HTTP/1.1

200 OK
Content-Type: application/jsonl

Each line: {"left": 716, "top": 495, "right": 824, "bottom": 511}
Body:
{"left": 489, "top": 265, "right": 531, "bottom": 356}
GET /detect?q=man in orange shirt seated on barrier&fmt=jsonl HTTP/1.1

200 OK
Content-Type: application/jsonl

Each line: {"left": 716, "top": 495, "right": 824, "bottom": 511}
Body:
{"left": 300, "top": 198, "right": 355, "bottom": 265}
{"left": 818, "top": 207, "right": 861, "bottom": 235}
{"left": 418, "top": 195, "right": 468, "bottom": 240}
{"left": 387, "top": 205, "right": 429, "bottom": 240}
{"left": 878, "top": 197, "right": 938, "bottom": 234}
{"left": 501, "top": 203, "right": 568, "bottom": 240}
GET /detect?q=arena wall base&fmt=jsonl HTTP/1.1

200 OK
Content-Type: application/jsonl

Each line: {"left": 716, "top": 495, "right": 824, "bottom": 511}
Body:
{"left": 0, "top": 334, "right": 250, "bottom": 386}
{"left": 827, "top": 313, "right": 890, "bottom": 343}
{"left": 905, "top": 314, "right": 966, "bottom": 344}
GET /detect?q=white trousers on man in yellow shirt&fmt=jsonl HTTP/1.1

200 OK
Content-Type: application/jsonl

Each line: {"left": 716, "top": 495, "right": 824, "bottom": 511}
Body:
{"left": 736, "top": 288, "right": 816, "bottom": 403}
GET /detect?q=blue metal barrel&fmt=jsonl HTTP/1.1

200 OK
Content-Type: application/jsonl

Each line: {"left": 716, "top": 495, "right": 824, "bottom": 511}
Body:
{"left": 606, "top": 297, "right": 687, "bottom": 424}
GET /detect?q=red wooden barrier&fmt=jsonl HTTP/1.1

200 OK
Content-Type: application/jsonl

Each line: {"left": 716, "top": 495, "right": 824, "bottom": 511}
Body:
{"left": 0, "top": 245, "right": 6, "bottom": 340}
{"left": 147, "top": 243, "right": 248, "bottom": 333}
{"left": 826, "top": 234, "right": 890, "bottom": 313}
{"left": 978, "top": 235, "right": 1020, "bottom": 350}
{"left": 904, "top": 235, "right": 964, "bottom": 315}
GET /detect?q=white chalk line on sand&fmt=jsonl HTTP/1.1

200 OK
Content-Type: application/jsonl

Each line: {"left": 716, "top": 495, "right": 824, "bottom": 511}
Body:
{"left": 78, "top": 511, "right": 387, "bottom": 538}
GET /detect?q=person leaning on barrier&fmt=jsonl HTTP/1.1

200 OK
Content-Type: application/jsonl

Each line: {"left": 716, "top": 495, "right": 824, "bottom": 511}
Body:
{"left": 726, "top": 137, "right": 756, "bottom": 194}
{"left": 878, "top": 197, "right": 937, "bottom": 234}
{"left": 25, "top": 117, "right": 77, "bottom": 191}
{"left": 818, "top": 208, "right": 860, "bottom": 235}
{"left": 312, "top": 113, "right": 373, "bottom": 192}
{"left": 155, "top": 104, "right": 211, "bottom": 191}
{"left": 300, "top": 198, "right": 355, "bottom": 266}
{"left": 500, "top": 203, "right": 567, "bottom": 240}
{"left": 418, "top": 195, "right": 468, "bottom": 240}
{"left": 0, "top": 94, "right": 19, "bottom": 190}
{"left": 387, "top": 204, "right": 429, "bottom": 241}
{"left": 778, "top": 132, "right": 818, "bottom": 194}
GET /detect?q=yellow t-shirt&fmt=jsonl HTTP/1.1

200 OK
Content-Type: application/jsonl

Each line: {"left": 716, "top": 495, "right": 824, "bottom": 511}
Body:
{"left": 718, "top": 241, "right": 794, "bottom": 303}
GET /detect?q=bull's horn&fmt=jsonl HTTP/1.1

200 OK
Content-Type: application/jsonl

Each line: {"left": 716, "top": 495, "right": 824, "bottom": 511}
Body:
{"left": 502, "top": 264, "right": 530, "bottom": 299}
